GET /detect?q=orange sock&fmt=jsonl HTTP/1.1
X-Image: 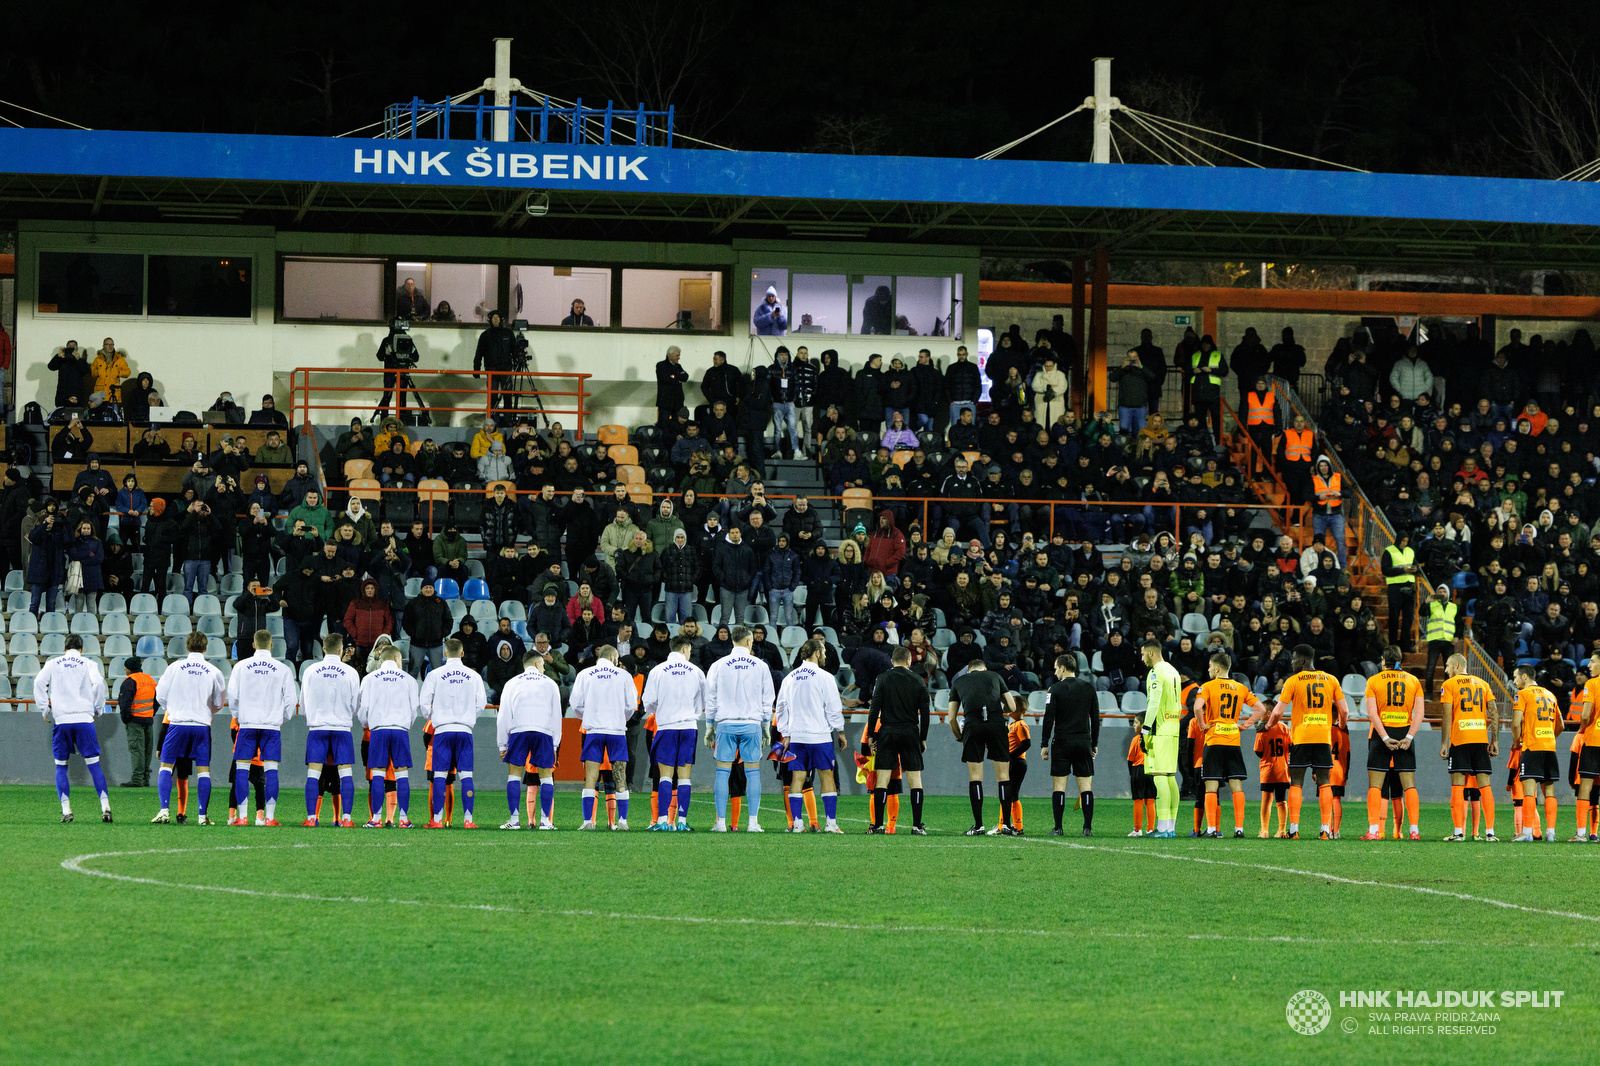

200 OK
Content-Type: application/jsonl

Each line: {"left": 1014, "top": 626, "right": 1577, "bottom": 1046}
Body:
{"left": 804, "top": 788, "right": 818, "bottom": 828}
{"left": 1276, "top": 801, "right": 1288, "bottom": 832}
{"left": 1545, "top": 796, "right": 1558, "bottom": 835}
{"left": 1318, "top": 784, "right": 1332, "bottom": 829}
{"left": 1480, "top": 785, "right": 1494, "bottom": 833}
{"left": 731, "top": 797, "right": 742, "bottom": 826}
{"left": 1367, "top": 788, "right": 1383, "bottom": 829}
{"left": 1578, "top": 799, "right": 1591, "bottom": 837}
{"left": 1231, "top": 791, "right": 1245, "bottom": 830}
{"left": 1259, "top": 794, "right": 1271, "bottom": 833}
{"left": 886, "top": 794, "right": 900, "bottom": 833}
{"left": 1332, "top": 795, "right": 1343, "bottom": 835}
{"left": 1589, "top": 804, "right": 1597, "bottom": 834}
{"left": 605, "top": 793, "right": 617, "bottom": 826}
{"left": 1288, "top": 785, "right": 1303, "bottom": 828}
{"left": 1522, "top": 795, "right": 1537, "bottom": 833}
{"left": 1390, "top": 797, "right": 1403, "bottom": 838}
{"left": 668, "top": 786, "right": 679, "bottom": 822}
{"left": 1450, "top": 785, "right": 1465, "bottom": 832}
{"left": 782, "top": 785, "right": 792, "bottom": 828}
{"left": 1204, "top": 793, "right": 1219, "bottom": 832}
{"left": 1403, "top": 787, "right": 1419, "bottom": 830}
{"left": 314, "top": 795, "right": 324, "bottom": 822}
{"left": 1135, "top": 798, "right": 1147, "bottom": 832}
{"left": 385, "top": 791, "right": 397, "bottom": 823}
{"left": 332, "top": 792, "right": 342, "bottom": 822}
{"left": 651, "top": 788, "right": 661, "bottom": 822}
{"left": 176, "top": 778, "right": 188, "bottom": 816}
{"left": 1146, "top": 798, "right": 1157, "bottom": 828}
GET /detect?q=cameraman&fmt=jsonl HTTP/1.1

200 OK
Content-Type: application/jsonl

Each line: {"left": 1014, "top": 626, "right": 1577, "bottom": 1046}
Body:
{"left": 376, "top": 319, "right": 423, "bottom": 418}
{"left": 474, "top": 311, "right": 517, "bottom": 420}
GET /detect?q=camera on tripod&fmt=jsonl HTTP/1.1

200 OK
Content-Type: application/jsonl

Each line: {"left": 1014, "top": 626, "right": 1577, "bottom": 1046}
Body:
{"left": 510, "top": 319, "right": 531, "bottom": 371}
{"left": 380, "top": 317, "right": 419, "bottom": 369}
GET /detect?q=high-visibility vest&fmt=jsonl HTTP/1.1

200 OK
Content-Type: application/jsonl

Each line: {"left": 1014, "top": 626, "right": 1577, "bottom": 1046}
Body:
{"left": 1313, "top": 472, "right": 1342, "bottom": 508}
{"left": 1247, "top": 390, "right": 1276, "bottom": 425}
{"left": 128, "top": 672, "right": 157, "bottom": 717}
{"left": 1283, "top": 428, "right": 1314, "bottom": 462}
{"left": 1425, "top": 601, "right": 1458, "bottom": 643}
{"left": 1193, "top": 349, "right": 1223, "bottom": 387}
{"left": 1384, "top": 545, "right": 1416, "bottom": 585}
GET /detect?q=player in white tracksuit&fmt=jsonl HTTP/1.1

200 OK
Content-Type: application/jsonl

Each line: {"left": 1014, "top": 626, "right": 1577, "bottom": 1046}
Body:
{"left": 417, "top": 637, "right": 488, "bottom": 827}
{"left": 569, "top": 645, "right": 638, "bottom": 830}
{"left": 642, "top": 637, "right": 706, "bottom": 831}
{"left": 226, "top": 631, "right": 299, "bottom": 825}
{"left": 152, "top": 634, "right": 228, "bottom": 824}
{"left": 495, "top": 650, "right": 564, "bottom": 829}
{"left": 357, "top": 645, "right": 421, "bottom": 827}
{"left": 34, "top": 636, "right": 112, "bottom": 822}
{"left": 704, "top": 628, "right": 776, "bottom": 832}
{"left": 775, "top": 638, "right": 847, "bottom": 833}
{"left": 298, "top": 632, "right": 362, "bottom": 826}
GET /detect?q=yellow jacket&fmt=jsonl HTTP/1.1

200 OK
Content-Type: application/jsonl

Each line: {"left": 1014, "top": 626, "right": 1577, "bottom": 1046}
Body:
{"left": 91, "top": 352, "right": 130, "bottom": 401}
{"left": 470, "top": 427, "right": 504, "bottom": 459}
{"left": 373, "top": 427, "right": 411, "bottom": 455}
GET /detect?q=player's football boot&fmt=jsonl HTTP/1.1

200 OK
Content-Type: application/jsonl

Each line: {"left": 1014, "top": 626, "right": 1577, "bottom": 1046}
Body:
{"left": 339, "top": 816, "right": 354, "bottom": 828}
{"left": 228, "top": 816, "right": 248, "bottom": 827}
{"left": 254, "top": 813, "right": 265, "bottom": 826}
{"left": 1442, "top": 832, "right": 1464, "bottom": 841}
{"left": 538, "top": 820, "right": 558, "bottom": 830}
{"left": 263, "top": 819, "right": 280, "bottom": 827}
{"left": 648, "top": 820, "right": 673, "bottom": 831}
{"left": 745, "top": 821, "right": 762, "bottom": 832}
{"left": 1513, "top": 830, "right": 1535, "bottom": 842}
{"left": 1051, "top": 828, "right": 1065, "bottom": 837}
{"left": 396, "top": 817, "right": 413, "bottom": 829}
{"left": 1256, "top": 830, "right": 1268, "bottom": 838}
{"left": 1318, "top": 830, "right": 1332, "bottom": 840}
{"left": 787, "top": 822, "right": 806, "bottom": 834}
{"left": 151, "top": 810, "right": 171, "bottom": 824}
{"left": 362, "top": 819, "right": 383, "bottom": 828}
{"left": 1153, "top": 830, "right": 1176, "bottom": 838}
{"left": 175, "top": 813, "right": 187, "bottom": 824}
{"left": 999, "top": 826, "right": 1022, "bottom": 837}
{"left": 807, "top": 824, "right": 820, "bottom": 832}
{"left": 675, "top": 821, "right": 693, "bottom": 832}
{"left": 60, "top": 813, "right": 73, "bottom": 823}
{"left": 907, "top": 824, "right": 926, "bottom": 835}
{"left": 1203, "top": 829, "right": 1220, "bottom": 839}
{"left": 965, "top": 825, "right": 987, "bottom": 836}
{"left": 865, "top": 825, "right": 886, "bottom": 834}
{"left": 422, "top": 820, "right": 445, "bottom": 829}
{"left": 1407, "top": 830, "right": 1420, "bottom": 841}
{"left": 1590, "top": 834, "right": 1598, "bottom": 843}
{"left": 1568, "top": 833, "right": 1589, "bottom": 842}
{"left": 500, "top": 818, "right": 522, "bottom": 830}
{"left": 614, "top": 820, "right": 629, "bottom": 831}
{"left": 101, "top": 811, "right": 113, "bottom": 823}
{"left": 196, "top": 814, "right": 214, "bottom": 825}
{"left": 301, "top": 818, "right": 319, "bottom": 828}
{"left": 462, "top": 819, "right": 478, "bottom": 829}
{"left": 578, "top": 820, "right": 597, "bottom": 831}
{"left": 1233, "top": 828, "right": 1244, "bottom": 838}
{"left": 1483, "top": 832, "right": 1499, "bottom": 842}
{"left": 1286, "top": 831, "right": 1299, "bottom": 839}
{"left": 1358, "top": 830, "right": 1384, "bottom": 840}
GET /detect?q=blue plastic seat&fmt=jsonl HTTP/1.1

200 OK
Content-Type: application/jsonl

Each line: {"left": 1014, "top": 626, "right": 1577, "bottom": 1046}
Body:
{"left": 135, "top": 635, "right": 164, "bottom": 658}
{"left": 435, "top": 578, "right": 461, "bottom": 600}
{"left": 461, "top": 579, "right": 492, "bottom": 603}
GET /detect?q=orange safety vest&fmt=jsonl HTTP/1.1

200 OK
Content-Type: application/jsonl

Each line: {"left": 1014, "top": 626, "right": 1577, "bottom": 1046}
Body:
{"left": 127, "top": 672, "right": 157, "bottom": 717}
{"left": 1313, "top": 472, "right": 1342, "bottom": 505}
{"left": 1246, "top": 390, "right": 1276, "bottom": 426}
{"left": 1283, "top": 428, "right": 1314, "bottom": 462}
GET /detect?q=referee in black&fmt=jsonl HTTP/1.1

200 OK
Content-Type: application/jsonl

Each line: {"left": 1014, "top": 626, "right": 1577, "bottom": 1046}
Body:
{"left": 865, "top": 646, "right": 931, "bottom": 835}
{"left": 1040, "top": 653, "right": 1101, "bottom": 837}
{"left": 950, "top": 658, "right": 1020, "bottom": 836}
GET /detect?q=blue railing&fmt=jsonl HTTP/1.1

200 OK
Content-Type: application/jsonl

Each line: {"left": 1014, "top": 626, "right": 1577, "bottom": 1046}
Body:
{"left": 383, "top": 96, "right": 674, "bottom": 147}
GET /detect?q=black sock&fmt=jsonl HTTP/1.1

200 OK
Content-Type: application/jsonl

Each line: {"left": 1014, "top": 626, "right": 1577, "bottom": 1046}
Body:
{"left": 910, "top": 788, "right": 924, "bottom": 826}
{"left": 1052, "top": 790, "right": 1066, "bottom": 830}
{"left": 999, "top": 781, "right": 1012, "bottom": 826}
{"left": 1082, "top": 790, "right": 1094, "bottom": 830}
{"left": 872, "top": 788, "right": 887, "bottom": 828}
{"left": 968, "top": 781, "right": 984, "bottom": 825}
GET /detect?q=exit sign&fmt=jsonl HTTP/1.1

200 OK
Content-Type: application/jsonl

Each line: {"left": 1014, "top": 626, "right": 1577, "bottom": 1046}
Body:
{"left": 1174, "top": 314, "right": 1192, "bottom": 326}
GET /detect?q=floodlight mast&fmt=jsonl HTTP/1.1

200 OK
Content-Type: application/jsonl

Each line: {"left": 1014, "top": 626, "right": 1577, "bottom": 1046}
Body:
{"left": 1089, "top": 57, "right": 1119, "bottom": 164}
{"left": 492, "top": 38, "right": 514, "bottom": 142}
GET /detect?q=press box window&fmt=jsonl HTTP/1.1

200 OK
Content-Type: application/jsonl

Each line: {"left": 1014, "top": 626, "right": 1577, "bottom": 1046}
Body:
{"left": 622, "top": 268, "right": 723, "bottom": 330}
{"left": 36, "top": 252, "right": 143, "bottom": 315}
{"left": 395, "top": 261, "right": 498, "bottom": 324}
{"left": 281, "top": 258, "right": 384, "bottom": 322}
{"left": 510, "top": 265, "right": 613, "bottom": 326}
{"left": 148, "top": 255, "right": 252, "bottom": 318}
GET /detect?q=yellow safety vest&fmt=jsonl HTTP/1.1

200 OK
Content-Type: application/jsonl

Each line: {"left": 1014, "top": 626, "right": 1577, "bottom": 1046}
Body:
{"left": 1247, "top": 391, "right": 1276, "bottom": 425}
{"left": 1283, "top": 428, "right": 1314, "bottom": 462}
{"left": 1193, "top": 350, "right": 1223, "bottom": 387}
{"left": 1425, "top": 601, "right": 1458, "bottom": 643}
{"left": 1384, "top": 545, "right": 1416, "bottom": 586}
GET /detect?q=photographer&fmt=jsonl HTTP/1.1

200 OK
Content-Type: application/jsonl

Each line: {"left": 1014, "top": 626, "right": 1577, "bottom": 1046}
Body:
{"left": 474, "top": 311, "right": 517, "bottom": 418}
{"left": 27, "top": 508, "right": 69, "bottom": 615}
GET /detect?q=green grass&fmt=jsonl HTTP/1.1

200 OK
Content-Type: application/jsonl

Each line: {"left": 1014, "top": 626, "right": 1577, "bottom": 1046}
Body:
{"left": 3, "top": 782, "right": 1598, "bottom": 1065}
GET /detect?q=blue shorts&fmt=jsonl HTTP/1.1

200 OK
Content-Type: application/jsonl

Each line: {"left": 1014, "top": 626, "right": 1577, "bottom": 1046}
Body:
{"left": 160, "top": 723, "right": 212, "bottom": 765}
{"left": 232, "top": 727, "right": 282, "bottom": 764}
{"left": 367, "top": 728, "right": 413, "bottom": 771}
{"left": 651, "top": 727, "right": 698, "bottom": 767}
{"left": 51, "top": 722, "right": 100, "bottom": 761}
{"left": 786, "top": 741, "right": 837, "bottom": 774}
{"left": 506, "top": 730, "right": 556, "bottom": 770}
{"left": 581, "top": 733, "right": 629, "bottom": 764}
{"left": 431, "top": 731, "right": 474, "bottom": 774}
{"left": 713, "top": 722, "right": 763, "bottom": 763}
{"left": 305, "top": 729, "right": 355, "bottom": 767}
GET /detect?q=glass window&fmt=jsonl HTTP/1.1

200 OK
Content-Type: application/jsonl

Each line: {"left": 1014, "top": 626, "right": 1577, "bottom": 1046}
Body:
{"left": 282, "top": 258, "right": 384, "bottom": 321}
{"left": 394, "top": 261, "right": 498, "bottom": 324}
{"left": 510, "top": 265, "right": 612, "bottom": 327}
{"left": 894, "top": 275, "right": 953, "bottom": 338}
{"left": 852, "top": 274, "right": 894, "bottom": 335}
{"left": 621, "top": 268, "right": 722, "bottom": 330}
{"left": 749, "top": 268, "right": 788, "bottom": 336}
{"left": 791, "top": 273, "right": 847, "bottom": 335}
{"left": 147, "top": 255, "right": 252, "bottom": 318}
{"left": 37, "top": 252, "right": 143, "bottom": 315}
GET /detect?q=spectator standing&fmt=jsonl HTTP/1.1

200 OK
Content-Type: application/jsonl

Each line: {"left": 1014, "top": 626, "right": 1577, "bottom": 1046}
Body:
{"left": 1268, "top": 327, "right": 1306, "bottom": 396}
{"left": 343, "top": 579, "right": 395, "bottom": 664}
{"left": 660, "top": 527, "right": 699, "bottom": 624}
{"left": 1389, "top": 343, "right": 1435, "bottom": 407}
{"left": 618, "top": 530, "right": 659, "bottom": 629}
{"left": 945, "top": 344, "right": 982, "bottom": 428}
{"left": 753, "top": 286, "right": 787, "bottom": 335}
{"left": 89, "top": 339, "right": 130, "bottom": 404}
{"left": 1110, "top": 349, "right": 1156, "bottom": 432}
{"left": 474, "top": 311, "right": 517, "bottom": 418}
{"left": 48, "top": 341, "right": 91, "bottom": 409}
{"left": 1186, "top": 335, "right": 1228, "bottom": 441}
{"left": 791, "top": 346, "right": 817, "bottom": 456}
{"left": 396, "top": 277, "right": 429, "bottom": 320}
{"left": 1229, "top": 328, "right": 1271, "bottom": 414}
{"left": 655, "top": 345, "right": 689, "bottom": 428}
{"left": 713, "top": 525, "right": 757, "bottom": 624}
{"left": 770, "top": 347, "right": 799, "bottom": 460}
{"left": 402, "top": 580, "right": 452, "bottom": 677}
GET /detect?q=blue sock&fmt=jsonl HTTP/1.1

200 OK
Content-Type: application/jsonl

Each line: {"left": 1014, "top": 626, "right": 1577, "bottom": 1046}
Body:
{"left": 657, "top": 778, "right": 673, "bottom": 820}
{"left": 305, "top": 776, "right": 320, "bottom": 819}
{"left": 396, "top": 776, "right": 410, "bottom": 820}
{"left": 459, "top": 774, "right": 473, "bottom": 821}
{"left": 54, "top": 761, "right": 70, "bottom": 807}
{"left": 340, "top": 771, "right": 354, "bottom": 821}
{"left": 430, "top": 775, "right": 445, "bottom": 820}
{"left": 86, "top": 758, "right": 109, "bottom": 801}
{"left": 714, "top": 767, "right": 731, "bottom": 822}
{"left": 617, "top": 791, "right": 629, "bottom": 822}
{"left": 745, "top": 765, "right": 761, "bottom": 821}
{"left": 789, "top": 792, "right": 804, "bottom": 823}
{"left": 823, "top": 792, "right": 838, "bottom": 821}
{"left": 197, "top": 772, "right": 211, "bottom": 815}
{"left": 582, "top": 789, "right": 596, "bottom": 823}
{"left": 234, "top": 765, "right": 250, "bottom": 813}
{"left": 370, "top": 779, "right": 384, "bottom": 818}
{"left": 676, "top": 781, "right": 692, "bottom": 822}
{"left": 264, "top": 767, "right": 279, "bottom": 814}
{"left": 507, "top": 777, "right": 521, "bottom": 820}
{"left": 158, "top": 767, "right": 173, "bottom": 810}
{"left": 539, "top": 780, "right": 554, "bottom": 822}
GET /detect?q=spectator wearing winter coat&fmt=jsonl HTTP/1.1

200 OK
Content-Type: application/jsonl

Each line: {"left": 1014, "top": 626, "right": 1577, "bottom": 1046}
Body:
{"left": 801, "top": 541, "right": 841, "bottom": 629}
{"left": 561, "top": 489, "right": 602, "bottom": 569}
{"left": 660, "top": 527, "right": 699, "bottom": 624}
{"left": 64, "top": 520, "right": 104, "bottom": 611}
{"left": 753, "top": 285, "right": 787, "bottom": 336}
{"left": 863, "top": 509, "right": 906, "bottom": 577}
{"left": 452, "top": 617, "right": 491, "bottom": 673}
{"left": 432, "top": 525, "right": 472, "bottom": 586}
{"left": 855, "top": 354, "right": 886, "bottom": 438}
{"left": 763, "top": 533, "right": 803, "bottom": 629}
{"left": 484, "top": 641, "right": 521, "bottom": 702}
{"left": 781, "top": 495, "right": 823, "bottom": 553}
{"left": 477, "top": 439, "right": 513, "bottom": 484}
{"left": 644, "top": 497, "right": 685, "bottom": 554}
{"left": 1110, "top": 349, "right": 1158, "bottom": 432}
{"left": 713, "top": 526, "right": 758, "bottom": 623}
{"left": 401, "top": 581, "right": 451, "bottom": 676}
{"left": 343, "top": 578, "right": 395, "bottom": 660}
{"left": 598, "top": 507, "right": 641, "bottom": 570}
{"left": 481, "top": 484, "right": 520, "bottom": 555}
{"left": 655, "top": 345, "right": 689, "bottom": 425}
{"left": 48, "top": 341, "right": 91, "bottom": 407}
{"left": 1268, "top": 327, "right": 1307, "bottom": 394}
{"left": 881, "top": 413, "right": 918, "bottom": 451}
{"left": 617, "top": 530, "right": 660, "bottom": 629}
{"left": 1388, "top": 344, "right": 1435, "bottom": 405}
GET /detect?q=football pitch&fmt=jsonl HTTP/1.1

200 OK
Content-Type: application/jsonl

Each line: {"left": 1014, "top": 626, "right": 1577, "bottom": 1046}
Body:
{"left": 3, "top": 783, "right": 1596, "bottom": 1066}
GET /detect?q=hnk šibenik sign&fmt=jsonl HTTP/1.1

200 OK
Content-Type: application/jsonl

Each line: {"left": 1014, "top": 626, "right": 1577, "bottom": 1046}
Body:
{"left": 351, "top": 146, "right": 649, "bottom": 182}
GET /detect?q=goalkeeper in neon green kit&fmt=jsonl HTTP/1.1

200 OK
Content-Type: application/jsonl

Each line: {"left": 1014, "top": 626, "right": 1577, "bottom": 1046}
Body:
{"left": 1140, "top": 639, "right": 1183, "bottom": 838}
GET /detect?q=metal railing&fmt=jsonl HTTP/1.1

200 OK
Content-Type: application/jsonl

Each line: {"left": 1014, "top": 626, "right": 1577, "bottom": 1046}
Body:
{"left": 1156, "top": 367, "right": 1326, "bottom": 425}
{"left": 289, "top": 367, "right": 592, "bottom": 437}
{"left": 384, "top": 96, "right": 674, "bottom": 147}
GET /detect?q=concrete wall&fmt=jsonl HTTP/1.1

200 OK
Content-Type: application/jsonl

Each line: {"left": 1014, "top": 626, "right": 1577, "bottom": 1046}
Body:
{"left": 0, "top": 709, "right": 1509, "bottom": 805}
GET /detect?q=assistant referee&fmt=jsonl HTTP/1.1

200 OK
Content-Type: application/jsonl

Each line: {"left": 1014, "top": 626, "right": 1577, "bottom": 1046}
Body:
{"left": 865, "top": 646, "right": 931, "bottom": 835}
{"left": 1040, "top": 653, "right": 1100, "bottom": 837}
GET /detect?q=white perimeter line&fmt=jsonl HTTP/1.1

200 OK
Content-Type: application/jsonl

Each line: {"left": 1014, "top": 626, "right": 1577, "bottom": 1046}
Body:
{"left": 56, "top": 841, "right": 1520, "bottom": 948}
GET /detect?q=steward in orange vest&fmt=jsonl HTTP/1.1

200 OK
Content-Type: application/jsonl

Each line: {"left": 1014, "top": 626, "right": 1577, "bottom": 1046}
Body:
{"left": 117, "top": 659, "right": 158, "bottom": 787}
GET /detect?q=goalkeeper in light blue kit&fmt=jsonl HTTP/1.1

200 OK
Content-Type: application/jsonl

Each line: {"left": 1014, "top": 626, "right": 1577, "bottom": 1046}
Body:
{"left": 704, "top": 626, "right": 776, "bottom": 832}
{"left": 1140, "top": 639, "right": 1183, "bottom": 838}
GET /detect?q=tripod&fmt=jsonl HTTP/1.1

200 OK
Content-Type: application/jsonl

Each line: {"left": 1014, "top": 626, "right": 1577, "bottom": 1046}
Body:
{"left": 376, "top": 370, "right": 429, "bottom": 423}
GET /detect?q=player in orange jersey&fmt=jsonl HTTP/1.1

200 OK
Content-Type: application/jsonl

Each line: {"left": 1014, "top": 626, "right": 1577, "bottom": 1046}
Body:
{"left": 1357, "top": 647, "right": 1426, "bottom": 841}
{"left": 1266, "top": 645, "right": 1350, "bottom": 840}
{"left": 1568, "top": 656, "right": 1600, "bottom": 842}
{"left": 1512, "top": 665, "right": 1562, "bottom": 842}
{"left": 1193, "top": 654, "right": 1266, "bottom": 838}
{"left": 1329, "top": 708, "right": 1351, "bottom": 838}
{"left": 1438, "top": 655, "right": 1499, "bottom": 842}
{"left": 993, "top": 702, "right": 1031, "bottom": 833}
{"left": 1126, "top": 734, "right": 1154, "bottom": 836}
{"left": 1253, "top": 716, "right": 1291, "bottom": 837}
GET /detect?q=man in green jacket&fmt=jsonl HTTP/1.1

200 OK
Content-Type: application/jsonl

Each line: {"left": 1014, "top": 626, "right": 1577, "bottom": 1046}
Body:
{"left": 287, "top": 490, "right": 335, "bottom": 541}
{"left": 254, "top": 430, "right": 295, "bottom": 465}
{"left": 645, "top": 497, "right": 685, "bottom": 554}
{"left": 433, "top": 525, "right": 471, "bottom": 587}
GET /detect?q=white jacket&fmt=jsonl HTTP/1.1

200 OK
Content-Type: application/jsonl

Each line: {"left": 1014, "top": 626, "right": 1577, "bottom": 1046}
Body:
{"left": 300, "top": 655, "right": 361, "bottom": 733}
{"left": 417, "top": 658, "right": 487, "bottom": 736}
{"left": 155, "top": 653, "right": 226, "bottom": 727}
{"left": 705, "top": 647, "right": 774, "bottom": 725}
{"left": 226, "top": 649, "right": 299, "bottom": 730}
{"left": 35, "top": 650, "right": 107, "bottom": 726}
{"left": 775, "top": 660, "right": 844, "bottom": 744}
{"left": 641, "top": 652, "right": 706, "bottom": 731}
{"left": 496, "top": 668, "right": 564, "bottom": 751}
{"left": 569, "top": 659, "right": 636, "bottom": 735}
{"left": 358, "top": 661, "right": 420, "bottom": 733}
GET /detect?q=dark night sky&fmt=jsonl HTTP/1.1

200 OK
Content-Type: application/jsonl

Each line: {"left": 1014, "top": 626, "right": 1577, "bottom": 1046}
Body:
{"left": 2, "top": 1, "right": 1596, "bottom": 177}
